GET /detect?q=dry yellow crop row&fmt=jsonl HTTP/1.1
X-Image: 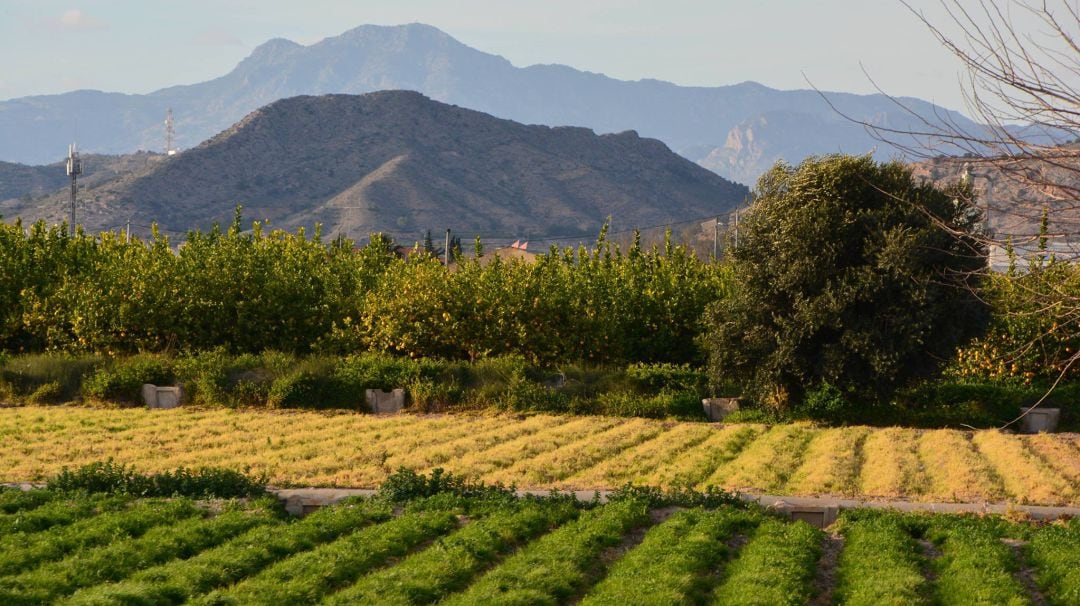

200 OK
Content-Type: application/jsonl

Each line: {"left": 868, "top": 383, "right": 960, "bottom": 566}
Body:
{"left": 0, "top": 406, "right": 1077, "bottom": 505}
{"left": 858, "top": 427, "right": 930, "bottom": 498}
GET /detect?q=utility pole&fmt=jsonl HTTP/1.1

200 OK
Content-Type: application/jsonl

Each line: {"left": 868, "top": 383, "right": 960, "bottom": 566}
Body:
{"left": 733, "top": 208, "right": 739, "bottom": 249}
{"left": 66, "top": 143, "right": 82, "bottom": 232}
{"left": 713, "top": 216, "right": 720, "bottom": 260}
{"left": 444, "top": 228, "right": 451, "bottom": 268}
{"left": 165, "top": 108, "right": 176, "bottom": 155}
{"left": 125, "top": 220, "right": 131, "bottom": 243}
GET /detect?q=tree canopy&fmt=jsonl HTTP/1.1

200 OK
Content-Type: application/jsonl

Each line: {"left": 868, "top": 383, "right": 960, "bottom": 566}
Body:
{"left": 707, "top": 155, "right": 989, "bottom": 411}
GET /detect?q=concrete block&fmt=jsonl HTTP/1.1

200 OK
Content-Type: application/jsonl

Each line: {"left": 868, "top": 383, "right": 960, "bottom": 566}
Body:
{"left": 773, "top": 504, "right": 839, "bottom": 528}
{"left": 1019, "top": 407, "right": 1060, "bottom": 433}
{"left": 702, "top": 397, "right": 740, "bottom": 422}
{"left": 141, "top": 384, "right": 184, "bottom": 409}
{"left": 366, "top": 388, "right": 406, "bottom": 414}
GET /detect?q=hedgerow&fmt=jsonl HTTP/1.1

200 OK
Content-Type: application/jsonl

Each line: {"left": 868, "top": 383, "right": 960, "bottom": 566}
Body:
{"left": 0, "top": 217, "right": 726, "bottom": 366}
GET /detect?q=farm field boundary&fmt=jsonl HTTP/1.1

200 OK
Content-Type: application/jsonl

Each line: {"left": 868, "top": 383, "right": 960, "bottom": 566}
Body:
{"left": 1, "top": 406, "right": 1078, "bottom": 506}
{"left": 0, "top": 489, "right": 1076, "bottom": 605}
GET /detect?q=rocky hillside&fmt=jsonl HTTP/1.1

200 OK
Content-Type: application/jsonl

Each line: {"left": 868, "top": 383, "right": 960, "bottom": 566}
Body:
{"left": 1, "top": 91, "right": 748, "bottom": 239}
{"left": 0, "top": 23, "right": 981, "bottom": 184}
{"left": 912, "top": 152, "right": 1080, "bottom": 245}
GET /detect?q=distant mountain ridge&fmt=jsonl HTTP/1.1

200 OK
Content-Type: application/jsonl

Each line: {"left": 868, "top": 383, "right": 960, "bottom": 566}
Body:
{"left": 0, "top": 23, "right": 982, "bottom": 183}
{"left": 0, "top": 91, "right": 748, "bottom": 239}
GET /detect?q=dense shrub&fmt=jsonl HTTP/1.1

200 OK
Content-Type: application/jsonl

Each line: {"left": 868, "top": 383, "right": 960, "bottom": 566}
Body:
{"left": 597, "top": 389, "right": 702, "bottom": 419}
{"left": 266, "top": 358, "right": 361, "bottom": 410}
{"left": 951, "top": 261, "right": 1080, "bottom": 384}
{"left": 0, "top": 218, "right": 725, "bottom": 366}
{"left": 0, "top": 353, "right": 102, "bottom": 403}
{"left": 47, "top": 460, "right": 268, "bottom": 499}
{"left": 82, "top": 354, "right": 173, "bottom": 404}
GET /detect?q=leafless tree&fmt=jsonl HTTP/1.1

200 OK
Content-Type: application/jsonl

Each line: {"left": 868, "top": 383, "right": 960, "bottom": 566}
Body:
{"left": 841, "top": 1, "right": 1080, "bottom": 423}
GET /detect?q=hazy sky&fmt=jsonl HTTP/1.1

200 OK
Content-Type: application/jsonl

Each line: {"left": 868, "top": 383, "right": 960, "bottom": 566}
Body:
{"left": 0, "top": 0, "right": 1017, "bottom": 112}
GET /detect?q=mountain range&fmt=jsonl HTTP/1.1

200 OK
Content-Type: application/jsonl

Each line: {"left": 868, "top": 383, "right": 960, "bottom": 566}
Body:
{"left": 0, "top": 23, "right": 982, "bottom": 184}
{"left": 0, "top": 91, "right": 748, "bottom": 239}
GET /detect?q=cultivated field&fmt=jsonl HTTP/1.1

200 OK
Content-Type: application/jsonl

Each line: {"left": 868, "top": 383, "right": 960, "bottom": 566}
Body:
{"left": 2, "top": 406, "right": 1078, "bottom": 506}
{"left": 0, "top": 490, "right": 1076, "bottom": 605}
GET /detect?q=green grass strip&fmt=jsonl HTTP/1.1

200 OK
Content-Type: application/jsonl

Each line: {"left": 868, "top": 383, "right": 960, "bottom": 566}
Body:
{"left": 60, "top": 498, "right": 391, "bottom": 605}
{"left": 1029, "top": 519, "right": 1080, "bottom": 606}
{"left": 710, "top": 518, "right": 822, "bottom": 606}
{"left": 834, "top": 513, "right": 930, "bottom": 606}
{"left": 195, "top": 510, "right": 460, "bottom": 606}
{"left": 0, "top": 493, "right": 129, "bottom": 536}
{"left": 0, "top": 489, "right": 57, "bottom": 514}
{"left": 440, "top": 499, "right": 651, "bottom": 606}
{"left": 0, "top": 503, "right": 275, "bottom": 605}
{"left": 580, "top": 507, "right": 763, "bottom": 606}
{"left": 0, "top": 498, "right": 198, "bottom": 576}
{"left": 931, "top": 521, "right": 1028, "bottom": 606}
{"left": 323, "top": 501, "right": 579, "bottom": 605}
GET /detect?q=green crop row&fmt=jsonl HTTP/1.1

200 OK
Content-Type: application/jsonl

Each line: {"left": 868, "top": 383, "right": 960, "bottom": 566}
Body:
{"left": 324, "top": 501, "right": 579, "bottom": 605}
{"left": 1030, "top": 519, "right": 1080, "bottom": 606}
{"left": 196, "top": 510, "right": 460, "bottom": 605}
{"left": 0, "top": 488, "right": 57, "bottom": 514}
{"left": 580, "top": 507, "right": 762, "bottom": 606}
{"left": 834, "top": 513, "right": 930, "bottom": 606}
{"left": 0, "top": 498, "right": 198, "bottom": 576}
{"left": 930, "top": 521, "right": 1028, "bottom": 606}
{"left": 440, "top": 499, "right": 650, "bottom": 605}
{"left": 0, "top": 503, "right": 275, "bottom": 605}
{"left": 61, "top": 497, "right": 389, "bottom": 605}
{"left": 710, "top": 518, "right": 822, "bottom": 606}
{"left": 0, "top": 493, "right": 129, "bottom": 536}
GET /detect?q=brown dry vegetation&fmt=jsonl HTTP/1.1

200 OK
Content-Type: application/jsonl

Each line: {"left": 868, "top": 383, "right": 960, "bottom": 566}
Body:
{"left": 0, "top": 406, "right": 1077, "bottom": 505}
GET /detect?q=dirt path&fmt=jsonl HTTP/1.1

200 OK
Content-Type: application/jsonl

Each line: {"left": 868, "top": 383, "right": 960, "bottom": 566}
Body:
{"left": 809, "top": 533, "right": 844, "bottom": 606}
{"left": 1003, "top": 538, "right": 1047, "bottom": 606}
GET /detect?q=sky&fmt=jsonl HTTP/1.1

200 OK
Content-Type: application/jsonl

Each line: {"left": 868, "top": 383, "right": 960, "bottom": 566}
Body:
{"left": 0, "top": 0, "right": 1034, "bottom": 113}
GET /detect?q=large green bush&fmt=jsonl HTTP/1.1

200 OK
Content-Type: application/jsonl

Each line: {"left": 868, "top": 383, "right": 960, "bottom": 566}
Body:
{"left": 707, "top": 155, "right": 989, "bottom": 411}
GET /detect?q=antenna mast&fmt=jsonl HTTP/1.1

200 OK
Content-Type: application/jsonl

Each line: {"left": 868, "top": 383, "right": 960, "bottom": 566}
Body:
{"left": 165, "top": 108, "right": 176, "bottom": 155}
{"left": 66, "top": 142, "right": 82, "bottom": 231}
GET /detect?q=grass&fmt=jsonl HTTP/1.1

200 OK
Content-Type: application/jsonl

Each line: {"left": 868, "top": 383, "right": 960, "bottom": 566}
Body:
{"left": 858, "top": 428, "right": 930, "bottom": 498}
{"left": 704, "top": 424, "right": 816, "bottom": 492}
{"left": 322, "top": 501, "right": 578, "bottom": 605}
{"left": 580, "top": 508, "right": 762, "bottom": 606}
{"left": 709, "top": 518, "right": 822, "bottom": 605}
{"left": 0, "top": 406, "right": 1077, "bottom": 505}
{"left": 834, "top": 513, "right": 931, "bottom": 606}
{"left": 644, "top": 424, "right": 762, "bottom": 489}
{"left": 565, "top": 422, "right": 715, "bottom": 487}
{"left": 785, "top": 426, "right": 872, "bottom": 496}
{"left": 1029, "top": 519, "right": 1080, "bottom": 606}
{"left": 0, "top": 487, "right": 1072, "bottom": 605}
{"left": 194, "top": 510, "right": 459, "bottom": 605}
{"left": 440, "top": 499, "right": 650, "bottom": 605}
{"left": 0, "top": 499, "right": 198, "bottom": 576}
{"left": 972, "top": 430, "right": 1077, "bottom": 505}
{"left": 61, "top": 498, "right": 388, "bottom": 605}
{"left": 0, "top": 503, "right": 275, "bottom": 605}
{"left": 929, "top": 520, "right": 1028, "bottom": 606}
{"left": 918, "top": 429, "right": 1007, "bottom": 502}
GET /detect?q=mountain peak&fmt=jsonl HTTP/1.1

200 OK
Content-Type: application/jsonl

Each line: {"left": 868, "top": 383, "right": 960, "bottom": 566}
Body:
{"left": 248, "top": 37, "right": 302, "bottom": 58}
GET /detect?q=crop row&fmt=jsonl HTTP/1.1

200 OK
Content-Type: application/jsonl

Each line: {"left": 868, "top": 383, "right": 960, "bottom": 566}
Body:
{"left": 2, "top": 406, "right": 1079, "bottom": 505}
{"left": 2, "top": 492, "right": 1076, "bottom": 605}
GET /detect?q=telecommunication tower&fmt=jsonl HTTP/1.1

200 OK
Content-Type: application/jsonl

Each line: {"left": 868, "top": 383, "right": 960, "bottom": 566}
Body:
{"left": 66, "top": 143, "right": 82, "bottom": 230}
{"left": 165, "top": 108, "right": 176, "bottom": 155}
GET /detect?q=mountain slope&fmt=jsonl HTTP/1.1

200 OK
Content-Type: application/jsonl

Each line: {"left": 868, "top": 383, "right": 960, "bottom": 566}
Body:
{"left": 1, "top": 91, "right": 748, "bottom": 239}
{"left": 0, "top": 23, "right": 981, "bottom": 182}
